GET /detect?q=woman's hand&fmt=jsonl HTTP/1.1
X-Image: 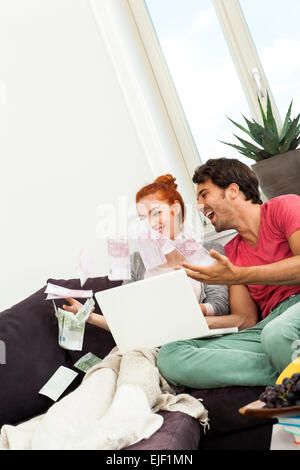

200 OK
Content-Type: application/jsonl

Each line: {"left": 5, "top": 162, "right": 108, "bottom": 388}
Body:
{"left": 199, "top": 304, "right": 207, "bottom": 316}
{"left": 62, "top": 297, "right": 95, "bottom": 324}
{"left": 62, "top": 297, "right": 109, "bottom": 330}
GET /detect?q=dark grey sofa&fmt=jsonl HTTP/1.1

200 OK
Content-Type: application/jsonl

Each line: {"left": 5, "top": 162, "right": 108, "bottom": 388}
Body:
{"left": 0, "top": 276, "right": 275, "bottom": 450}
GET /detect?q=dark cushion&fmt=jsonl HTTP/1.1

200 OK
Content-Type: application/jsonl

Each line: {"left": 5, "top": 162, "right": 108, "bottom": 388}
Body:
{"left": 0, "top": 276, "right": 121, "bottom": 428}
{"left": 189, "top": 386, "right": 276, "bottom": 439}
{"left": 198, "top": 421, "right": 274, "bottom": 450}
{"left": 124, "top": 411, "right": 200, "bottom": 450}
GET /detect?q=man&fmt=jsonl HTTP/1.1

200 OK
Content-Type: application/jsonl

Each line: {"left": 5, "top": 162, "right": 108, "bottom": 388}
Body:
{"left": 157, "top": 158, "right": 300, "bottom": 389}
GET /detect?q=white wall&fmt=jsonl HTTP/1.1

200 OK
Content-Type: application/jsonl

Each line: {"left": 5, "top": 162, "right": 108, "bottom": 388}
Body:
{"left": 0, "top": 0, "right": 157, "bottom": 310}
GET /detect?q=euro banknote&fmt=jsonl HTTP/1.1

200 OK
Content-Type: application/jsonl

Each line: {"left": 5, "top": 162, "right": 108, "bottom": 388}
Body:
{"left": 174, "top": 238, "right": 215, "bottom": 266}
{"left": 75, "top": 247, "right": 92, "bottom": 287}
{"left": 45, "top": 282, "right": 93, "bottom": 300}
{"left": 136, "top": 221, "right": 166, "bottom": 270}
{"left": 107, "top": 238, "right": 131, "bottom": 280}
{"left": 55, "top": 298, "right": 95, "bottom": 351}
{"left": 73, "top": 352, "right": 102, "bottom": 373}
{"left": 38, "top": 366, "right": 78, "bottom": 401}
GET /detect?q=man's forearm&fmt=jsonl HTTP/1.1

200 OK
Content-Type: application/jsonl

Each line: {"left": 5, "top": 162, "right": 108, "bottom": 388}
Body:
{"left": 234, "top": 255, "right": 300, "bottom": 286}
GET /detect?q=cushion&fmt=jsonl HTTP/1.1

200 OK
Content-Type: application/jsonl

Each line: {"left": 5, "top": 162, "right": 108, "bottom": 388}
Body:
{"left": 124, "top": 411, "right": 200, "bottom": 450}
{"left": 189, "top": 386, "right": 276, "bottom": 439}
{"left": 0, "top": 276, "right": 120, "bottom": 427}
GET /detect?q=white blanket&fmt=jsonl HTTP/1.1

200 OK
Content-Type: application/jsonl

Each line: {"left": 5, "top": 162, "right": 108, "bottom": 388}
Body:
{"left": 0, "top": 347, "right": 208, "bottom": 450}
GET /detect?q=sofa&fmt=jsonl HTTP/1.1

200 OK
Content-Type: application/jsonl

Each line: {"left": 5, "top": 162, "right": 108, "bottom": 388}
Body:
{"left": 0, "top": 276, "right": 276, "bottom": 450}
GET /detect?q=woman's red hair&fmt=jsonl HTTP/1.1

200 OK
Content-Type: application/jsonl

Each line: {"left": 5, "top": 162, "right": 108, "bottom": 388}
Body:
{"left": 136, "top": 174, "right": 185, "bottom": 221}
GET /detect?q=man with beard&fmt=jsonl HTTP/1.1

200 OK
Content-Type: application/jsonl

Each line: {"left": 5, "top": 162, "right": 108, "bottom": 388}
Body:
{"left": 157, "top": 158, "right": 300, "bottom": 389}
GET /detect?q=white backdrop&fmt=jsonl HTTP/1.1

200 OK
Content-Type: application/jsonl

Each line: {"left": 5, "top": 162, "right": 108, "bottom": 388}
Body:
{"left": 0, "top": 0, "right": 159, "bottom": 310}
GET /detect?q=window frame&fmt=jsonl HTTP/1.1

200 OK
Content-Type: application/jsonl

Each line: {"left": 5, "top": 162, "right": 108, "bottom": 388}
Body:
{"left": 212, "top": 0, "right": 282, "bottom": 130}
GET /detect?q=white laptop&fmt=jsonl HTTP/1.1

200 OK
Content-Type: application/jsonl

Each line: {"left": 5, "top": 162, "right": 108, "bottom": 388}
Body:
{"left": 95, "top": 269, "right": 237, "bottom": 354}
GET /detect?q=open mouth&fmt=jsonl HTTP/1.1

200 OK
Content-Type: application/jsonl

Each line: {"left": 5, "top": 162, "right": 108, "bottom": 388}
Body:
{"left": 205, "top": 210, "right": 215, "bottom": 222}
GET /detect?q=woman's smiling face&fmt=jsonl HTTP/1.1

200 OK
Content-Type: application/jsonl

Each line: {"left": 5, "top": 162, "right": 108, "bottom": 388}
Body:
{"left": 136, "top": 194, "right": 182, "bottom": 240}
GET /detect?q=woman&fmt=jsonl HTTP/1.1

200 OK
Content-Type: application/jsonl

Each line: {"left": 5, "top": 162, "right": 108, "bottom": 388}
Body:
{"left": 63, "top": 174, "right": 233, "bottom": 327}
{"left": 63, "top": 174, "right": 258, "bottom": 331}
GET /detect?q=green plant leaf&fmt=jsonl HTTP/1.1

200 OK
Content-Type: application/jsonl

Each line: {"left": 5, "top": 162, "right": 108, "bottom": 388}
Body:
{"left": 219, "top": 140, "right": 250, "bottom": 154}
{"left": 280, "top": 99, "right": 293, "bottom": 141}
{"left": 243, "top": 115, "right": 264, "bottom": 146}
{"left": 219, "top": 140, "right": 262, "bottom": 161}
{"left": 281, "top": 114, "right": 300, "bottom": 140}
{"left": 266, "top": 93, "right": 279, "bottom": 139}
{"left": 279, "top": 139, "right": 293, "bottom": 154}
{"left": 279, "top": 116, "right": 300, "bottom": 153}
{"left": 258, "top": 95, "right": 267, "bottom": 127}
{"left": 261, "top": 127, "right": 280, "bottom": 154}
{"left": 293, "top": 113, "right": 300, "bottom": 129}
{"left": 221, "top": 94, "right": 298, "bottom": 159}
{"left": 225, "top": 115, "right": 265, "bottom": 147}
{"left": 226, "top": 116, "right": 252, "bottom": 138}
{"left": 233, "top": 134, "right": 264, "bottom": 154}
{"left": 289, "top": 137, "right": 300, "bottom": 150}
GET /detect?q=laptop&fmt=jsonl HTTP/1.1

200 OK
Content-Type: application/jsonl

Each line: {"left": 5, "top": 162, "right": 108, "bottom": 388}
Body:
{"left": 95, "top": 269, "right": 237, "bottom": 354}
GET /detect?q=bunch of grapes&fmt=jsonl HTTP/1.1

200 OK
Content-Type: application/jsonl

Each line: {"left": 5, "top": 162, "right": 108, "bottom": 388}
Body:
{"left": 260, "top": 373, "right": 300, "bottom": 408}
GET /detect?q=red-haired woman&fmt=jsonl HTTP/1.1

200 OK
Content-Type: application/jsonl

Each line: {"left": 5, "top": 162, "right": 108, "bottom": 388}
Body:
{"left": 63, "top": 174, "right": 257, "bottom": 333}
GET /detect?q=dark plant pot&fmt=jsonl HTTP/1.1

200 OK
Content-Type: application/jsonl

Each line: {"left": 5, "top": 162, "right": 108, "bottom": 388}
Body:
{"left": 251, "top": 148, "right": 300, "bottom": 200}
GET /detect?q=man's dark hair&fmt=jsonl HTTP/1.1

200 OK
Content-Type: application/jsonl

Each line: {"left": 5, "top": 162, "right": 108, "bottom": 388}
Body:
{"left": 192, "top": 158, "right": 263, "bottom": 205}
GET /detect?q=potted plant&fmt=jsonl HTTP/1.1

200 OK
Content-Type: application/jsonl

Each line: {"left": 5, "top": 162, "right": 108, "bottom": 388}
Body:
{"left": 221, "top": 94, "right": 300, "bottom": 199}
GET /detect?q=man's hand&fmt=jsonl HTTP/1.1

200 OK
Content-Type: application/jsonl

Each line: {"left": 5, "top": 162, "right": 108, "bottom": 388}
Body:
{"left": 177, "top": 249, "right": 240, "bottom": 285}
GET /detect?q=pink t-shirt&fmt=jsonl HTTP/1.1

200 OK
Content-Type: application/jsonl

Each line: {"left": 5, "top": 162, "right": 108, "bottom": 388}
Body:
{"left": 225, "top": 195, "right": 300, "bottom": 319}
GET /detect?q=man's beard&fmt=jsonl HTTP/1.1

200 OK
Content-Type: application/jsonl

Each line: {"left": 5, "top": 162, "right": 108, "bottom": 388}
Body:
{"left": 213, "top": 213, "right": 229, "bottom": 233}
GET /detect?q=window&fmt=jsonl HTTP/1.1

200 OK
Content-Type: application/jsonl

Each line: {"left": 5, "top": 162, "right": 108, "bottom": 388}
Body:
{"left": 240, "top": 0, "right": 300, "bottom": 119}
{"left": 145, "top": 0, "right": 252, "bottom": 166}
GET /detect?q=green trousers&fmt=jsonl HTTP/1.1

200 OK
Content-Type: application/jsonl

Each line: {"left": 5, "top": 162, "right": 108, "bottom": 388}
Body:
{"left": 157, "top": 294, "right": 300, "bottom": 389}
